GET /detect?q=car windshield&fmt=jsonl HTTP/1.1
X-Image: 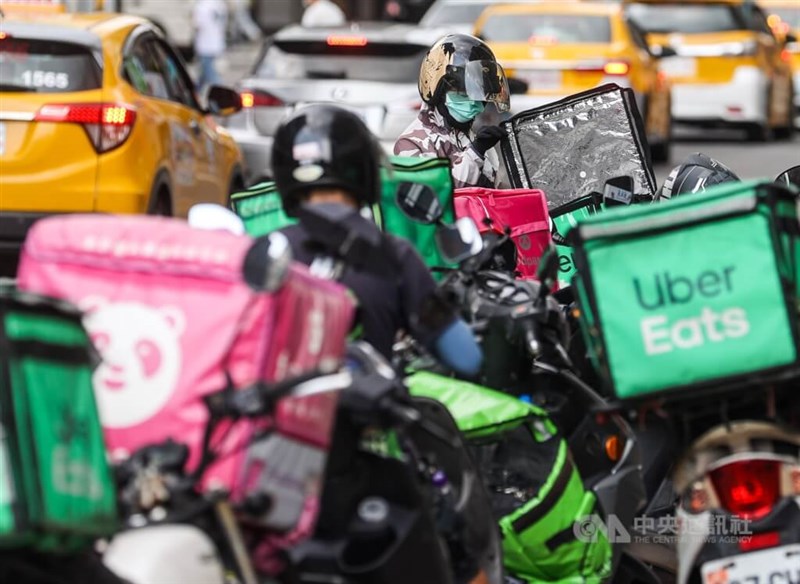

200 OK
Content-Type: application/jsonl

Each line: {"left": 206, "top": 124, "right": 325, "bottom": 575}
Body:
{"left": 420, "top": 2, "right": 490, "bottom": 26}
{"left": 626, "top": 3, "right": 747, "bottom": 35}
{"left": 0, "top": 37, "right": 101, "bottom": 93}
{"left": 480, "top": 13, "right": 612, "bottom": 44}
{"left": 255, "top": 39, "right": 427, "bottom": 83}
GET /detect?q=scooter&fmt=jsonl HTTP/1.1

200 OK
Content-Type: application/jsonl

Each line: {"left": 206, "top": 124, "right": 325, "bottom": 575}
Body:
{"left": 393, "top": 185, "right": 653, "bottom": 583}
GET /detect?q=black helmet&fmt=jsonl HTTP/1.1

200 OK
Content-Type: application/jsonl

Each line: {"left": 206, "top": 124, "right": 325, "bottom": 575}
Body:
{"left": 658, "top": 153, "right": 740, "bottom": 200}
{"left": 271, "top": 104, "right": 383, "bottom": 216}
{"left": 418, "top": 33, "right": 510, "bottom": 112}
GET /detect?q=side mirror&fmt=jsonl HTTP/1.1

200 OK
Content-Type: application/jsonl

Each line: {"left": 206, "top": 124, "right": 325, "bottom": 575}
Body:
{"left": 242, "top": 231, "right": 293, "bottom": 293}
{"left": 776, "top": 165, "right": 800, "bottom": 188}
{"left": 507, "top": 77, "right": 529, "bottom": 95}
{"left": 786, "top": 32, "right": 798, "bottom": 44}
{"left": 395, "top": 182, "right": 444, "bottom": 224}
{"left": 650, "top": 44, "right": 677, "bottom": 59}
{"left": 206, "top": 85, "right": 243, "bottom": 116}
{"left": 435, "top": 217, "right": 483, "bottom": 263}
{"left": 603, "top": 176, "right": 635, "bottom": 206}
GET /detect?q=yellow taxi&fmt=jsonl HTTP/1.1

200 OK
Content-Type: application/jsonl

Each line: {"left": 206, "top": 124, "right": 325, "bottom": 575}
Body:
{"left": 759, "top": 0, "right": 800, "bottom": 122}
{"left": 0, "top": 12, "right": 245, "bottom": 255}
{"left": 474, "top": 0, "right": 673, "bottom": 162}
{"left": 624, "top": 0, "right": 795, "bottom": 141}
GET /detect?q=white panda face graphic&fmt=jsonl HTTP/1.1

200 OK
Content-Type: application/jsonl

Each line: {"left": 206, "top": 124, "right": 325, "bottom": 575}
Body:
{"left": 81, "top": 299, "right": 185, "bottom": 429}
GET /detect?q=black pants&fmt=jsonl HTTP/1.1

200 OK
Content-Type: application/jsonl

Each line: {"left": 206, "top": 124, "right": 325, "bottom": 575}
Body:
{"left": 0, "top": 550, "right": 127, "bottom": 584}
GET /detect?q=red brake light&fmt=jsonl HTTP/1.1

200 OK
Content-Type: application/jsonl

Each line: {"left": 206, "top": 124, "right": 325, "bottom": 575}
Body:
{"left": 604, "top": 61, "right": 630, "bottom": 76}
{"left": 0, "top": 32, "right": 9, "bottom": 40}
{"left": 709, "top": 459, "right": 782, "bottom": 521}
{"left": 740, "top": 531, "right": 780, "bottom": 553}
{"left": 326, "top": 35, "right": 368, "bottom": 47}
{"left": 240, "top": 90, "right": 283, "bottom": 108}
{"left": 34, "top": 103, "right": 136, "bottom": 153}
{"left": 781, "top": 49, "right": 791, "bottom": 63}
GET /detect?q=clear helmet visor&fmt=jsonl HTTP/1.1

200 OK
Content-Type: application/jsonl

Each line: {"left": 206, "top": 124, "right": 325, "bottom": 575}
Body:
{"left": 456, "top": 60, "right": 511, "bottom": 112}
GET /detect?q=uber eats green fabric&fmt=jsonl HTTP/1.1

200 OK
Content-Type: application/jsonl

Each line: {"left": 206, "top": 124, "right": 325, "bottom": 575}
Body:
{"left": 570, "top": 180, "right": 799, "bottom": 401}
{"left": 230, "top": 182, "right": 297, "bottom": 238}
{"left": 406, "top": 372, "right": 612, "bottom": 583}
{"left": 376, "top": 156, "right": 457, "bottom": 274}
{"left": 0, "top": 289, "right": 117, "bottom": 552}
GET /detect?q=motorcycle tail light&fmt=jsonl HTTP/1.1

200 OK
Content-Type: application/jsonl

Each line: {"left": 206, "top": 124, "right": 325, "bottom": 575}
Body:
{"left": 709, "top": 459, "right": 781, "bottom": 521}
{"left": 35, "top": 102, "right": 136, "bottom": 153}
{"left": 739, "top": 531, "right": 780, "bottom": 553}
{"left": 240, "top": 90, "right": 284, "bottom": 108}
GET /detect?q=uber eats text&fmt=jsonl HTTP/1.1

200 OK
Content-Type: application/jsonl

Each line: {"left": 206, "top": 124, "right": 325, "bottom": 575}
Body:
{"left": 634, "top": 267, "right": 749, "bottom": 355}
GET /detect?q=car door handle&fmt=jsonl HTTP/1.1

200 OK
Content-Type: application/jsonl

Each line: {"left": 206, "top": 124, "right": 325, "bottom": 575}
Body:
{"left": 189, "top": 120, "right": 202, "bottom": 136}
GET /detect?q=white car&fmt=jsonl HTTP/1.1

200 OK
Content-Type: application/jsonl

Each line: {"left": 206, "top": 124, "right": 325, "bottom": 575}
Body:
{"left": 224, "top": 23, "right": 431, "bottom": 183}
{"left": 419, "top": 0, "right": 541, "bottom": 35}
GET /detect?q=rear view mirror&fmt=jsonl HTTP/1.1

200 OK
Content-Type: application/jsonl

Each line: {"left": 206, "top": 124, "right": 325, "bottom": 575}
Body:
{"left": 776, "top": 165, "right": 800, "bottom": 189}
{"left": 395, "top": 182, "right": 444, "bottom": 224}
{"left": 206, "top": 85, "right": 243, "bottom": 116}
{"left": 603, "top": 176, "right": 635, "bottom": 206}
{"left": 435, "top": 217, "right": 483, "bottom": 263}
{"left": 507, "top": 77, "right": 529, "bottom": 95}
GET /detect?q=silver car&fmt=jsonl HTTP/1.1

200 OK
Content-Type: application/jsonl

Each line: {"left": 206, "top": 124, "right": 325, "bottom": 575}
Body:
{"left": 224, "top": 23, "right": 432, "bottom": 183}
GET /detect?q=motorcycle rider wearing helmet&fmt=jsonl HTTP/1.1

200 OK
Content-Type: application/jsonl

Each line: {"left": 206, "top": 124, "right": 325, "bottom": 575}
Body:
{"left": 249, "top": 104, "right": 483, "bottom": 376}
{"left": 395, "top": 33, "right": 511, "bottom": 189}
{"left": 657, "top": 152, "right": 740, "bottom": 200}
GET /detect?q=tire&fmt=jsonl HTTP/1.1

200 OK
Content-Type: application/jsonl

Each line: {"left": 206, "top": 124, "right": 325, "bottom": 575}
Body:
{"left": 228, "top": 172, "right": 246, "bottom": 208}
{"left": 745, "top": 122, "right": 771, "bottom": 142}
{"left": 650, "top": 138, "right": 671, "bottom": 164}
{"left": 148, "top": 188, "right": 172, "bottom": 217}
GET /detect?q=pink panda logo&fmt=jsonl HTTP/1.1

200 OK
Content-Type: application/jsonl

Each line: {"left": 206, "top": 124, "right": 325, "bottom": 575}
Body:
{"left": 80, "top": 298, "right": 185, "bottom": 429}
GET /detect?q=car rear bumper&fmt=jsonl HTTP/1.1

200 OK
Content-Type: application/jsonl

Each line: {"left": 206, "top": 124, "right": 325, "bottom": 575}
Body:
{"left": 0, "top": 212, "right": 50, "bottom": 253}
{"left": 671, "top": 67, "right": 769, "bottom": 125}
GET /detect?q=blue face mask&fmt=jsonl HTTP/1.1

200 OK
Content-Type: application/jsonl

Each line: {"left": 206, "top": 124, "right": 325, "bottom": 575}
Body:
{"left": 445, "top": 92, "right": 485, "bottom": 123}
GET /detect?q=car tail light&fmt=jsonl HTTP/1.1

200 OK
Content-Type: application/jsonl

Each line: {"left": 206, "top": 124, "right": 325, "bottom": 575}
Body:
{"left": 0, "top": 32, "right": 10, "bottom": 40}
{"left": 327, "top": 35, "right": 368, "bottom": 47}
{"left": 740, "top": 531, "right": 780, "bottom": 553}
{"left": 603, "top": 61, "right": 630, "bottom": 76}
{"left": 34, "top": 103, "right": 136, "bottom": 153}
{"left": 240, "top": 90, "right": 284, "bottom": 108}
{"left": 709, "top": 459, "right": 781, "bottom": 521}
{"left": 781, "top": 49, "right": 791, "bottom": 63}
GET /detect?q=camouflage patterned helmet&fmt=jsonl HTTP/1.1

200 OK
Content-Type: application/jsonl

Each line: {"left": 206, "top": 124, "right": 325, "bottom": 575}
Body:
{"left": 418, "top": 33, "right": 510, "bottom": 112}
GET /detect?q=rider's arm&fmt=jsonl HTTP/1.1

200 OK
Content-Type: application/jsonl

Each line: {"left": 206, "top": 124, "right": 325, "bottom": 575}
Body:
{"left": 395, "top": 240, "right": 483, "bottom": 376}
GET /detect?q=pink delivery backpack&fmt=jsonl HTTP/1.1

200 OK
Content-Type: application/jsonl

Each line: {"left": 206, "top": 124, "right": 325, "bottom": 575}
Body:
{"left": 15, "top": 214, "right": 355, "bottom": 501}
{"left": 454, "top": 187, "right": 553, "bottom": 280}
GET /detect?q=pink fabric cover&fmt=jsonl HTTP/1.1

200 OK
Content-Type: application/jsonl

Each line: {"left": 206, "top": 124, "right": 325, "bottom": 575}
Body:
{"left": 16, "top": 214, "right": 354, "bottom": 489}
{"left": 454, "top": 187, "right": 553, "bottom": 280}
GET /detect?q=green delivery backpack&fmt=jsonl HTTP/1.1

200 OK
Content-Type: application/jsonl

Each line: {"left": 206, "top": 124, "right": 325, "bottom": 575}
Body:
{"left": 229, "top": 156, "right": 457, "bottom": 273}
{"left": 375, "top": 156, "right": 457, "bottom": 274}
{"left": 569, "top": 179, "right": 800, "bottom": 402}
{"left": 406, "top": 372, "right": 612, "bottom": 584}
{"left": 0, "top": 288, "right": 118, "bottom": 552}
{"left": 229, "top": 181, "right": 296, "bottom": 238}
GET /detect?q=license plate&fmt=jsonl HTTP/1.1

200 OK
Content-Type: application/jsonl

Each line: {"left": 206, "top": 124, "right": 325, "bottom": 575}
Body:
{"left": 520, "top": 70, "right": 563, "bottom": 91}
{"left": 702, "top": 544, "right": 800, "bottom": 584}
{"left": 0, "top": 122, "right": 5, "bottom": 156}
{"left": 660, "top": 57, "right": 697, "bottom": 78}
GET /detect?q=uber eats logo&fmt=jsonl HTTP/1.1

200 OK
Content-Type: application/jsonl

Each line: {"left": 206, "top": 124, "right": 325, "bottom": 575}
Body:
{"left": 634, "top": 267, "right": 750, "bottom": 355}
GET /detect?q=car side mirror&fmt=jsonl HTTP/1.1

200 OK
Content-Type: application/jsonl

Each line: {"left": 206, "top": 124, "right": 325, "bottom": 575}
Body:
{"left": 507, "top": 77, "right": 529, "bottom": 95}
{"left": 650, "top": 44, "right": 678, "bottom": 59}
{"left": 206, "top": 85, "right": 243, "bottom": 116}
{"left": 395, "top": 182, "right": 444, "bottom": 224}
{"left": 786, "top": 32, "right": 798, "bottom": 44}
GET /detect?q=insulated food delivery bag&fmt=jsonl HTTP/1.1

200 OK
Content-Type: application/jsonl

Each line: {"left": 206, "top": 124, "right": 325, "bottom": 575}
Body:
{"left": 570, "top": 180, "right": 799, "bottom": 401}
{"left": 454, "top": 187, "right": 552, "bottom": 280}
{"left": 406, "top": 372, "right": 611, "bottom": 584}
{"left": 0, "top": 288, "right": 117, "bottom": 552}
{"left": 15, "top": 215, "right": 354, "bottom": 542}
{"left": 501, "top": 84, "right": 657, "bottom": 209}
{"left": 377, "top": 156, "right": 457, "bottom": 273}
{"left": 230, "top": 182, "right": 297, "bottom": 238}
